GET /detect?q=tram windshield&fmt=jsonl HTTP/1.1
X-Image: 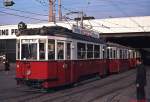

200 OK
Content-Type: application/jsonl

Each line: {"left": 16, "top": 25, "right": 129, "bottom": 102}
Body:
{"left": 22, "top": 44, "right": 37, "bottom": 60}
{"left": 21, "top": 39, "right": 38, "bottom": 60}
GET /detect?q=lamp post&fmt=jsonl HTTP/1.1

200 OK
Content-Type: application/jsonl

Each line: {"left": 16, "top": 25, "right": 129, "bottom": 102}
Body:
{"left": 3, "top": 0, "right": 15, "bottom": 7}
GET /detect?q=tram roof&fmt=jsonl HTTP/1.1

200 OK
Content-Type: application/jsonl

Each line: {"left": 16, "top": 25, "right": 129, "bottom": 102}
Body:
{"left": 107, "top": 42, "right": 133, "bottom": 49}
{"left": 19, "top": 26, "right": 105, "bottom": 44}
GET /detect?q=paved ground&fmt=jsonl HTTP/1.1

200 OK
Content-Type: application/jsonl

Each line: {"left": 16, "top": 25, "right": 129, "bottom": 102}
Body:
{"left": 0, "top": 63, "right": 150, "bottom": 102}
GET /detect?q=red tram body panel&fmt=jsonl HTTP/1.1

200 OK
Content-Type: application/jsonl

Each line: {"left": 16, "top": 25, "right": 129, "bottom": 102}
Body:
{"left": 107, "top": 59, "right": 120, "bottom": 73}
{"left": 16, "top": 60, "right": 107, "bottom": 88}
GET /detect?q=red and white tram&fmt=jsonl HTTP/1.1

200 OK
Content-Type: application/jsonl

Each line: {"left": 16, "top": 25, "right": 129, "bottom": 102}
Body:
{"left": 106, "top": 43, "right": 140, "bottom": 73}
{"left": 16, "top": 26, "right": 107, "bottom": 88}
{"left": 128, "top": 49, "right": 140, "bottom": 68}
{"left": 16, "top": 26, "right": 140, "bottom": 89}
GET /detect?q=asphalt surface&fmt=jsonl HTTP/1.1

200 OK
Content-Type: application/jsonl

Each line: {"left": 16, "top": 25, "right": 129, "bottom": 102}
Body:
{"left": 0, "top": 63, "right": 150, "bottom": 102}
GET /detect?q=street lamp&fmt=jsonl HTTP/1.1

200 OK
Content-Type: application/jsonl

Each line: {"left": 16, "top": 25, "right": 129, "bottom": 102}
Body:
{"left": 3, "top": 0, "right": 15, "bottom": 7}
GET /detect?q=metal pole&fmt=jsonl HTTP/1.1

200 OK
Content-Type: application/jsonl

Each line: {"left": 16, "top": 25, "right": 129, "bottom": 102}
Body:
{"left": 49, "top": 0, "right": 54, "bottom": 22}
{"left": 58, "top": 0, "right": 62, "bottom": 21}
{"left": 81, "top": 11, "right": 83, "bottom": 28}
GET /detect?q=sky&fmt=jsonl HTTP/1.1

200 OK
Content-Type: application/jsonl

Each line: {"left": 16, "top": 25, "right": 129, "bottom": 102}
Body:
{"left": 0, "top": 0, "right": 150, "bottom": 25}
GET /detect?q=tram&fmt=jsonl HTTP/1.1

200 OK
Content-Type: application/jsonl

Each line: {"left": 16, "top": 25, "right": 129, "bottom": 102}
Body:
{"left": 15, "top": 26, "right": 140, "bottom": 89}
{"left": 16, "top": 26, "right": 107, "bottom": 88}
{"left": 106, "top": 43, "right": 140, "bottom": 73}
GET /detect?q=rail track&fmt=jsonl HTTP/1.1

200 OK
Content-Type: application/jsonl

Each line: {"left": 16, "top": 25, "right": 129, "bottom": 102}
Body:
{"left": 0, "top": 69, "right": 137, "bottom": 102}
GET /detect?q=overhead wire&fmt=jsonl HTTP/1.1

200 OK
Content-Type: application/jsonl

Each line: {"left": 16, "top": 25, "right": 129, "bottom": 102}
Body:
{"left": 0, "top": 6, "right": 48, "bottom": 16}
{"left": 0, "top": 10, "right": 48, "bottom": 22}
{"left": 106, "top": 0, "right": 146, "bottom": 32}
{"left": 35, "top": 0, "right": 48, "bottom": 6}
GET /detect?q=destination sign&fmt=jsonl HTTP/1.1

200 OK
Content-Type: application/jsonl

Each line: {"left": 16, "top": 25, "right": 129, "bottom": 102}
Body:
{"left": 72, "top": 25, "right": 99, "bottom": 38}
{"left": 22, "top": 39, "right": 38, "bottom": 44}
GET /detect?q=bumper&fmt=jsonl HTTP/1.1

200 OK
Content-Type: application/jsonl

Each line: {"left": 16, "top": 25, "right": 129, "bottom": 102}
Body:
{"left": 16, "top": 78, "right": 58, "bottom": 88}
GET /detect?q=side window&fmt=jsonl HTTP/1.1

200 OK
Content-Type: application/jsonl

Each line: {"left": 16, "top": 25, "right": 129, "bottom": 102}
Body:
{"left": 113, "top": 50, "right": 116, "bottom": 59}
{"left": 107, "top": 49, "right": 109, "bottom": 59}
{"left": 77, "top": 43, "right": 86, "bottom": 59}
{"left": 94, "top": 45, "right": 100, "bottom": 58}
{"left": 125, "top": 50, "right": 127, "bottom": 59}
{"left": 87, "top": 44, "right": 93, "bottom": 59}
{"left": 102, "top": 46, "right": 106, "bottom": 59}
{"left": 48, "top": 40, "right": 55, "bottom": 60}
{"left": 128, "top": 51, "right": 131, "bottom": 59}
{"left": 119, "top": 49, "right": 122, "bottom": 59}
{"left": 39, "top": 40, "right": 46, "bottom": 60}
{"left": 16, "top": 39, "right": 20, "bottom": 59}
{"left": 66, "top": 43, "right": 71, "bottom": 60}
{"left": 57, "top": 42, "right": 64, "bottom": 60}
{"left": 110, "top": 49, "right": 112, "bottom": 59}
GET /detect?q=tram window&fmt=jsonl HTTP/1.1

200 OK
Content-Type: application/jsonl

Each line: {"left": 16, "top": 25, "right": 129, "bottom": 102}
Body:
{"left": 16, "top": 40, "right": 20, "bottom": 59}
{"left": 133, "top": 52, "right": 135, "bottom": 58}
{"left": 66, "top": 43, "right": 71, "bottom": 60}
{"left": 87, "top": 44, "right": 93, "bottom": 59}
{"left": 77, "top": 43, "right": 86, "bottom": 59}
{"left": 123, "top": 50, "right": 126, "bottom": 59}
{"left": 21, "top": 44, "right": 37, "bottom": 60}
{"left": 48, "top": 40, "right": 55, "bottom": 60}
{"left": 125, "top": 50, "right": 127, "bottom": 59}
{"left": 102, "top": 46, "right": 106, "bottom": 59}
{"left": 110, "top": 49, "right": 112, "bottom": 59}
{"left": 119, "top": 50, "right": 122, "bottom": 59}
{"left": 57, "top": 42, "right": 64, "bottom": 60}
{"left": 94, "top": 45, "right": 100, "bottom": 58}
{"left": 39, "top": 43, "right": 45, "bottom": 60}
{"left": 113, "top": 50, "right": 116, "bottom": 59}
{"left": 107, "top": 49, "right": 109, "bottom": 59}
{"left": 128, "top": 52, "right": 130, "bottom": 59}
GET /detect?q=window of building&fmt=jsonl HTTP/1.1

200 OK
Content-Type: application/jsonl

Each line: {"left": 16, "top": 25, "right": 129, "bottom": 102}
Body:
{"left": 48, "top": 40, "right": 55, "bottom": 60}
{"left": 77, "top": 42, "right": 86, "bottom": 59}
{"left": 94, "top": 45, "right": 100, "bottom": 58}
{"left": 87, "top": 44, "right": 93, "bottom": 59}
{"left": 57, "top": 42, "right": 64, "bottom": 60}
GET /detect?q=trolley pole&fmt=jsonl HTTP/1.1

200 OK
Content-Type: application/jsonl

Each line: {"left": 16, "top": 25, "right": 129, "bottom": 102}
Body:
{"left": 58, "top": 0, "right": 62, "bottom": 21}
{"left": 80, "top": 11, "right": 84, "bottom": 28}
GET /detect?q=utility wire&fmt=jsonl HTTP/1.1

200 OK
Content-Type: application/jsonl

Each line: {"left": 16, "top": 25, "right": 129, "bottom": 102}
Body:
{"left": 35, "top": 0, "right": 48, "bottom": 6}
{"left": 0, "top": 7, "right": 48, "bottom": 16}
{"left": 106, "top": 0, "right": 146, "bottom": 32}
{"left": 0, "top": 11, "right": 47, "bottom": 21}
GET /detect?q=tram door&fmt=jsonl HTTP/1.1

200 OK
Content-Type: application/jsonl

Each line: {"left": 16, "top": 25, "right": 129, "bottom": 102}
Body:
{"left": 57, "top": 41, "right": 71, "bottom": 84}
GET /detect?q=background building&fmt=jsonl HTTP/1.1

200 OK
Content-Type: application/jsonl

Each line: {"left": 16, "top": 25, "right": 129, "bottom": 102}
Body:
{"left": 0, "top": 16, "right": 150, "bottom": 62}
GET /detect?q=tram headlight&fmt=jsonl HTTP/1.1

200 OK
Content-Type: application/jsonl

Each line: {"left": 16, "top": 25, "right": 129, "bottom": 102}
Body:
{"left": 17, "top": 64, "right": 19, "bottom": 68}
{"left": 26, "top": 70, "right": 31, "bottom": 75}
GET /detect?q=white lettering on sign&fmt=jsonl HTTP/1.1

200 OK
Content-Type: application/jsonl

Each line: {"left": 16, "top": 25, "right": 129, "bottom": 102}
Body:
{"left": 22, "top": 39, "right": 38, "bottom": 44}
